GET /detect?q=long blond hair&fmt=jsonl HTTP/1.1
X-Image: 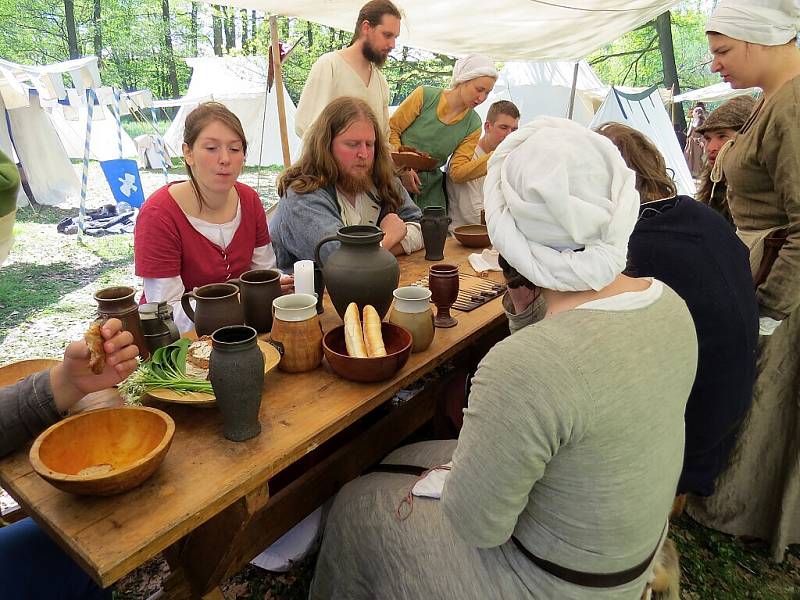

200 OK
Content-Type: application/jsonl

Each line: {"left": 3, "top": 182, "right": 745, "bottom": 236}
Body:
{"left": 278, "top": 97, "right": 404, "bottom": 212}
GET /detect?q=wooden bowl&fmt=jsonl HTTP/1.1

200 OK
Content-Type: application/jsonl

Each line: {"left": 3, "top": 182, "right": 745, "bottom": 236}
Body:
{"left": 0, "top": 359, "right": 60, "bottom": 386}
{"left": 322, "top": 323, "right": 412, "bottom": 383}
{"left": 391, "top": 151, "right": 438, "bottom": 172}
{"left": 29, "top": 406, "right": 175, "bottom": 496}
{"left": 453, "top": 224, "right": 491, "bottom": 248}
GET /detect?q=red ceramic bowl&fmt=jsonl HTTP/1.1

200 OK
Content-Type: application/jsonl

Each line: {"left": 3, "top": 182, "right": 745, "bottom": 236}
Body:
{"left": 323, "top": 322, "right": 412, "bottom": 383}
{"left": 453, "top": 224, "right": 491, "bottom": 248}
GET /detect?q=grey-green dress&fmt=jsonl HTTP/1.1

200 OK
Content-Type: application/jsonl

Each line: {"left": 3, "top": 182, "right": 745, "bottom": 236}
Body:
{"left": 310, "top": 284, "right": 697, "bottom": 599}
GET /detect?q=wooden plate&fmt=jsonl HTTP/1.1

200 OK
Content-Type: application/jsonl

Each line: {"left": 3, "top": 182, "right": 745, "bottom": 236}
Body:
{"left": 391, "top": 151, "right": 438, "bottom": 172}
{"left": 144, "top": 340, "right": 280, "bottom": 407}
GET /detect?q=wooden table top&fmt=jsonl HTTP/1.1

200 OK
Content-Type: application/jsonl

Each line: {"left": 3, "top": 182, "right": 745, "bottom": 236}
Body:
{"left": 0, "top": 240, "right": 506, "bottom": 587}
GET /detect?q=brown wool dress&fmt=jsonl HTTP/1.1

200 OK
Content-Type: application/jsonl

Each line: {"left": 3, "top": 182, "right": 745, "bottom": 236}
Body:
{"left": 687, "top": 76, "right": 800, "bottom": 561}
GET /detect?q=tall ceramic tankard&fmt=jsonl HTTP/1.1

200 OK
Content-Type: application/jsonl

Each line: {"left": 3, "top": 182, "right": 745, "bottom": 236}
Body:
{"left": 94, "top": 286, "right": 149, "bottom": 360}
{"left": 314, "top": 225, "right": 399, "bottom": 320}
{"left": 228, "top": 269, "right": 282, "bottom": 333}
{"left": 180, "top": 283, "right": 243, "bottom": 336}
{"left": 420, "top": 206, "right": 450, "bottom": 261}
{"left": 270, "top": 293, "right": 323, "bottom": 373}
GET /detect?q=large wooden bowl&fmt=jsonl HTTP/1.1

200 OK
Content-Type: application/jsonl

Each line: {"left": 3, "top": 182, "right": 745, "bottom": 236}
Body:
{"left": 29, "top": 406, "right": 175, "bottom": 496}
{"left": 323, "top": 323, "right": 412, "bottom": 383}
{"left": 453, "top": 224, "right": 491, "bottom": 248}
{"left": 0, "top": 359, "right": 60, "bottom": 386}
{"left": 391, "top": 151, "right": 438, "bottom": 172}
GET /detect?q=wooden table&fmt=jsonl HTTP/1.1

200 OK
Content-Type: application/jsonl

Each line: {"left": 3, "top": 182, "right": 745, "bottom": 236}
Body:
{"left": 0, "top": 241, "right": 508, "bottom": 599}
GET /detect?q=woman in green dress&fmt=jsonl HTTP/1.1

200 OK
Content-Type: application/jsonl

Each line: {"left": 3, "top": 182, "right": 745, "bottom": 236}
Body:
{"left": 389, "top": 54, "right": 497, "bottom": 209}
{"left": 686, "top": 0, "right": 800, "bottom": 562}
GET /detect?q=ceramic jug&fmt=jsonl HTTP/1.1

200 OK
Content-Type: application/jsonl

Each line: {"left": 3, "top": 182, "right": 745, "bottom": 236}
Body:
{"left": 314, "top": 225, "right": 399, "bottom": 320}
{"left": 387, "top": 286, "right": 435, "bottom": 353}
{"left": 209, "top": 325, "right": 264, "bottom": 442}
{"left": 180, "top": 283, "right": 243, "bottom": 336}
{"left": 228, "top": 269, "right": 282, "bottom": 333}
{"left": 138, "top": 302, "right": 180, "bottom": 354}
{"left": 420, "top": 206, "right": 451, "bottom": 261}
{"left": 94, "top": 286, "right": 149, "bottom": 360}
{"left": 269, "top": 293, "right": 323, "bottom": 373}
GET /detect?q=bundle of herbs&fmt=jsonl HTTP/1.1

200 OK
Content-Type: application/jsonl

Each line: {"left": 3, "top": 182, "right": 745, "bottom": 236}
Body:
{"left": 119, "top": 338, "right": 214, "bottom": 404}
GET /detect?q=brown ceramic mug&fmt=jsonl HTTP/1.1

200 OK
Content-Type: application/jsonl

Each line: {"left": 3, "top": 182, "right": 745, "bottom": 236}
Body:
{"left": 269, "top": 293, "right": 323, "bottom": 373}
{"left": 180, "top": 283, "right": 243, "bottom": 336}
{"left": 94, "top": 285, "right": 149, "bottom": 360}
{"left": 228, "top": 269, "right": 282, "bottom": 333}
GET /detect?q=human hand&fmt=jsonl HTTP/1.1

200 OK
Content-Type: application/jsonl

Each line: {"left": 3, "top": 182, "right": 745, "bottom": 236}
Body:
{"left": 51, "top": 318, "right": 139, "bottom": 412}
{"left": 280, "top": 274, "right": 295, "bottom": 294}
{"left": 399, "top": 168, "right": 420, "bottom": 195}
{"left": 379, "top": 213, "right": 407, "bottom": 249}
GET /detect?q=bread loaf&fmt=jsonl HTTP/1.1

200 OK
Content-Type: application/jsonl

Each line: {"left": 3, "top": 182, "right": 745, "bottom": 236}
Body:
{"left": 344, "top": 302, "right": 368, "bottom": 358}
{"left": 362, "top": 305, "right": 387, "bottom": 357}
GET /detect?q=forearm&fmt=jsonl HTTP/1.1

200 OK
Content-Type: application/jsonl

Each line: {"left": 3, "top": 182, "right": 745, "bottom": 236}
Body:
{"left": 449, "top": 130, "right": 489, "bottom": 183}
{"left": 0, "top": 371, "right": 61, "bottom": 457}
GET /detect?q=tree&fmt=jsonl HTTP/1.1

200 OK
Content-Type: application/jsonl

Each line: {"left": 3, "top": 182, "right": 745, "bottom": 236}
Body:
{"left": 160, "top": 0, "right": 180, "bottom": 97}
{"left": 64, "top": 0, "right": 79, "bottom": 58}
{"left": 655, "top": 11, "right": 686, "bottom": 126}
{"left": 212, "top": 5, "right": 223, "bottom": 56}
{"left": 93, "top": 0, "right": 102, "bottom": 63}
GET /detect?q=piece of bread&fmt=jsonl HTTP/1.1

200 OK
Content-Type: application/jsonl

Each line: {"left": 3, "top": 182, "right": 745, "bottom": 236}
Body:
{"left": 362, "top": 305, "right": 387, "bottom": 358}
{"left": 344, "top": 302, "right": 368, "bottom": 358}
{"left": 84, "top": 319, "right": 106, "bottom": 375}
{"left": 187, "top": 336, "right": 213, "bottom": 369}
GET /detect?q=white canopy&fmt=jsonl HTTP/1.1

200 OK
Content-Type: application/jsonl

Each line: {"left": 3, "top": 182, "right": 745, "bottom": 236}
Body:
{"left": 200, "top": 0, "right": 681, "bottom": 61}
{"left": 591, "top": 85, "right": 695, "bottom": 197}
{"left": 476, "top": 60, "right": 603, "bottom": 126}
{"left": 163, "top": 56, "right": 301, "bottom": 167}
{"left": 673, "top": 82, "right": 759, "bottom": 103}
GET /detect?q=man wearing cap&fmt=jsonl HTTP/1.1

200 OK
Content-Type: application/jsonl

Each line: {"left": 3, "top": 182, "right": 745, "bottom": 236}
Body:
{"left": 294, "top": 0, "right": 400, "bottom": 140}
{"left": 694, "top": 95, "right": 757, "bottom": 226}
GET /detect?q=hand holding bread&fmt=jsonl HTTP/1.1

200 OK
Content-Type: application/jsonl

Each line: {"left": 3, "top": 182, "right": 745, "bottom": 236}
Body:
{"left": 343, "top": 302, "right": 387, "bottom": 358}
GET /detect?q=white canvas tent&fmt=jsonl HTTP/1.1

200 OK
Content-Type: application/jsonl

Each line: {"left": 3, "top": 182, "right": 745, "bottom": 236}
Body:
{"left": 673, "top": 82, "right": 759, "bottom": 104}
{"left": 204, "top": 1, "right": 681, "bottom": 61}
{"left": 163, "top": 56, "right": 301, "bottom": 167}
{"left": 476, "top": 60, "right": 605, "bottom": 127}
{"left": 591, "top": 85, "right": 695, "bottom": 197}
{"left": 48, "top": 100, "right": 137, "bottom": 161}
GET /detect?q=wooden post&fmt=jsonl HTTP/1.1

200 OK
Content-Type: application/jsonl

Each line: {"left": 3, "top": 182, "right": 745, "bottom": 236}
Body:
{"left": 270, "top": 15, "right": 291, "bottom": 168}
{"left": 567, "top": 61, "right": 579, "bottom": 120}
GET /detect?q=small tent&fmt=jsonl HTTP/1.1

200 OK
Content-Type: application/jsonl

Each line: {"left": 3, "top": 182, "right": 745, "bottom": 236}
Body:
{"left": 673, "top": 82, "right": 759, "bottom": 104}
{"left": 476, "top": 60, "right": 605, "bottom": 126}
{"left": 47, "top": 98, "right": 137, "bottom": 162}
{"left": 163, "top": 56, "right": 301, "bottom": 167}
{"left": 591, "top": 85, "right": 695, "bottom": 197}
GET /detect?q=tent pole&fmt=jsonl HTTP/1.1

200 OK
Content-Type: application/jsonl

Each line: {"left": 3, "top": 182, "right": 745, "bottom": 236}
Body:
{"left": 270, "top": 16, "right": 291, "bottom": 168}
{"left": 567, "top": 61, "right": 579, "bottom": 120}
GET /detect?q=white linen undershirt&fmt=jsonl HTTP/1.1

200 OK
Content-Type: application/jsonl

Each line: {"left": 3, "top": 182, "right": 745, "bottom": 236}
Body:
{"left": 335, "top": 188, "right": 423, "bottom": 254}
{"left": 575, "top": 278, "right": 663, "bottom": 311}
{"left": 142, "top": 200, "right": 279, "bottom": 333}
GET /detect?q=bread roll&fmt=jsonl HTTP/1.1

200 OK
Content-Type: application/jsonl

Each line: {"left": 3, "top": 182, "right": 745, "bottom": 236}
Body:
{"left": 362, "top": 305, "right": 387, "bottom": 358}
{"left": 344, "top": 302, "right": 368, "bottom": 358}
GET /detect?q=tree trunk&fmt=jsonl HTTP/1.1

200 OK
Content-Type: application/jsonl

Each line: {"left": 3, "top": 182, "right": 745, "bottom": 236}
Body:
{"left": 212, "top": 6, "right": 223, "bottom": 56}
{"left": 655, "top": 11, "right": 686, "bottom": 128}
{"left": 241, "top": 9, "right": 248, "bottom": 50}
{"left": 161, "top": 0, "right": 180, "bottom": 98}
{"left": 92, "top": 0, "right": 102, "bottom": 63}
{"left": 190, "top": 3, "right": 199, "bottom": 56}
{"left": 306, "top": 21, "right": 313, "bottom": 47}
{"left": 64, "top": 0, "right": 80, "bottom": 59}
{"left": 251, "top": 11, "right": 257, "bottom": 54}
{"left": 222, "top": 6, "right": 235, "bottom": 51}
{"left": 391, "top": 46, "right": 410, "bottom": 104}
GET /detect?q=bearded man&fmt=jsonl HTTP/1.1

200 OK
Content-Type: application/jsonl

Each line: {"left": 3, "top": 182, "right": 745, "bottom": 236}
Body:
{"left": 271, "top": 97, "right": 422, "bottom": 271}
{"left": 294, "top": 0, "right": 401, "bottom": 140}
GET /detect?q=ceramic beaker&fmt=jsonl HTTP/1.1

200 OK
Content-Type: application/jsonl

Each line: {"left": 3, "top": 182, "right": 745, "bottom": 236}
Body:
{"left": 387, "top": 286, "right": 435, "bottom": 353}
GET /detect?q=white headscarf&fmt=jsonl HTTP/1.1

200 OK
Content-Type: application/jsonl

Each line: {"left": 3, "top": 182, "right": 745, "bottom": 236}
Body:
{"left": 706, "top": 0, "right": 799, "bottom": 46}
{"left": 450, "top": 54, "right": 498, "bottom": 87}
{"left": 483, "top": 117, "right": 639, "bottom": 292}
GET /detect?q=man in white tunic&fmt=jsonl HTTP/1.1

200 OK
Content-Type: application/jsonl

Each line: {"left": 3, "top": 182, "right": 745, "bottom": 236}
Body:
{"left": 294, "top": 0, "right": 401, "bottom": 140}
{"left": 446, "top": 100, "right": 519, "bottom": 229}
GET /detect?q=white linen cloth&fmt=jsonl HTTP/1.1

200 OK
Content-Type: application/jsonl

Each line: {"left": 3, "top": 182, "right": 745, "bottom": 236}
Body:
{"left": 412, "top": 463, "right": 453, "bottom": 499}
{"left": 483, "top": 116, "right": 639, "bottom": 292}
{"left": 450, "top": 54, "right": 498, "bottom": 87}
{"left": 706, "top": 0, "right": 799, "bottom": 46}
{"left": 468, "top": 248, "right": 501, "bottom": 273}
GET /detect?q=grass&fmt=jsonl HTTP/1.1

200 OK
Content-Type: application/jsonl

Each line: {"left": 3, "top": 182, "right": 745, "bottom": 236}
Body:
{"left": 2, "top": 203, "right": 800, "bottom": 599}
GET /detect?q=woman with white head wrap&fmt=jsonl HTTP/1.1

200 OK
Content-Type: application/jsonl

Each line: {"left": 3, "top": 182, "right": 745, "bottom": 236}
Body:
{"left": 389, "top": 53, "right": 497, "bottom": 209}
{"left": 310, "top": 117, "right": 697, "bottom": 600}
{"left": 687, "top": 0, "right": 800, "bottom": 562}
